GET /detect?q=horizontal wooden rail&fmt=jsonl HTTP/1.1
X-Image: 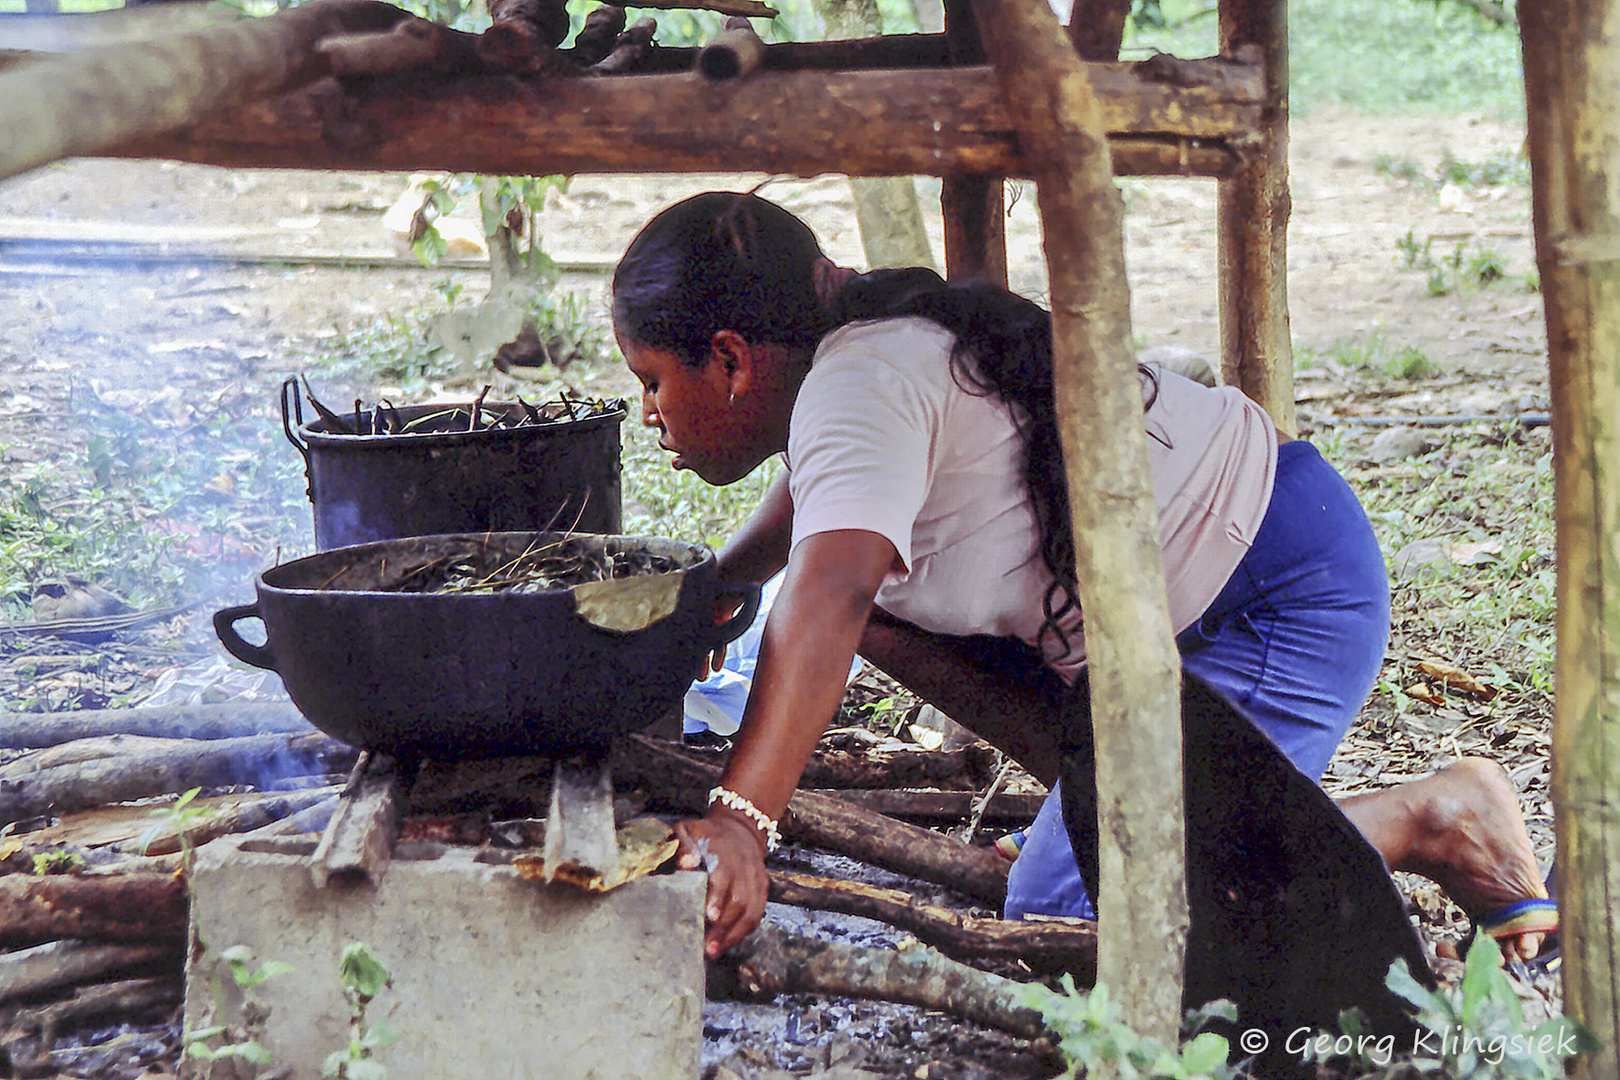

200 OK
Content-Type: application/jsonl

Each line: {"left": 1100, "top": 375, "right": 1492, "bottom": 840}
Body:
{"left": 99, "top": 58, "right": 1260, "bottom": 179}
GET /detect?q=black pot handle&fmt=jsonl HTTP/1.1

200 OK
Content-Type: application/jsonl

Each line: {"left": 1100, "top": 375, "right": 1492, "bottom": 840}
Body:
{"left": 280, "top": 377, "right": 315, "bottom": 503}
{"left": 214, "top": 604, "right": 278, "bottom": 671}
{"left": 705, "top": 580, "right": 763, "bottom": 652}
{"left": 280, "top": 376, "right": 309, "bottom": 461}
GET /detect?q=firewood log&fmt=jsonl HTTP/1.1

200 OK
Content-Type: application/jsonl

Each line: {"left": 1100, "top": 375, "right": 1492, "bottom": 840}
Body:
{"left": 769, "top": 870, "right": 1094, "bottom": 978}
{"left": 0, "top": 872, "right": 188, "bottom": 947}
{"left": 716, "top": 920, "right": 1052, "bottom": 1044}
{"left": 610, "top": 735, "right": 1011, "bottom": 906}
{"left": 0, "top": 703, "right": 313, "bottom": 749}
{"left": 0, "top": 940, "right": 179, "bottom": 1005}
{"left": 0, "top": 733, "right": 355, "bottom": 827}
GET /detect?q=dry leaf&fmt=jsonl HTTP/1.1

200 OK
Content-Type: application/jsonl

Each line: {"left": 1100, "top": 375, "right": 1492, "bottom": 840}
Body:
{"left": 1404, "top": 681, "right": 1446, "bottom": 707}
{"left": 513, "top": 816, "right": 678, "bottom": 892}
{"left": 1414, "top": 658, "right": 1499, "bottom": 700}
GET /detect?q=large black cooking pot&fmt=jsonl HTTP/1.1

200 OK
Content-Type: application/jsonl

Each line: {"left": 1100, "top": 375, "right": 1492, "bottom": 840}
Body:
{"left": 214, "top": 532, "right": 761, "bottom": 759}
{"left": 281, "top": 380, "right": 626, "bottom": 551}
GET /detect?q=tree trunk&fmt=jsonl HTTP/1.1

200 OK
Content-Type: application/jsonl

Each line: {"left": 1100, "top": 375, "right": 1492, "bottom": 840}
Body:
{"left": 815, "top": 0, "right": 940, "bottom": 273}
{"left": 1217, "top": 0, "right": 1294, "bottom": 430}
{"left": 966, "top": 0, "right": 1187, "bottom": 1049}
{"left": 1520, "top": 3, "right": 1620, "bottom": 1075}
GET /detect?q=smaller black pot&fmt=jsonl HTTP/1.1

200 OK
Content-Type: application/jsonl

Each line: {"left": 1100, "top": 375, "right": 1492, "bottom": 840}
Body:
{"left": 215, "top": 532, "right": 761, "bottom": 759}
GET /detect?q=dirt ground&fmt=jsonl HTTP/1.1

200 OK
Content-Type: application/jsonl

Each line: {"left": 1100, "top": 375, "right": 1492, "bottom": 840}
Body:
{"left": 0, "top": 106, "right": 1557, "bottom": 1078}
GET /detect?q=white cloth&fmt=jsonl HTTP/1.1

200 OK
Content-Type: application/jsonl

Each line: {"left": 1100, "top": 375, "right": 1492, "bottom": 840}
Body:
{"left": 785, "top": 318, "right": 1277, "bottom": 682}
{"left": 683, "top": 573, "right": 861, "bottom": 735}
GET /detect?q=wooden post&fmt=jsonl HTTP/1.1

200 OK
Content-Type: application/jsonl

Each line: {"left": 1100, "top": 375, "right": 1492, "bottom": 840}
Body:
{"left": 1520, "top": 4, "right": 1620, "bottom": 1074}
{"left": 941, "top": 0, "right": 1007, "bottom": 285}
{"left": 1216, "top": 0, "right": 1295, "bottom": 432}
{"left": 967, "top": 0, "right": 1187, "bottom": 1047}
{"left": 1066, "top": 0, "right": 1130, "bottom": 61}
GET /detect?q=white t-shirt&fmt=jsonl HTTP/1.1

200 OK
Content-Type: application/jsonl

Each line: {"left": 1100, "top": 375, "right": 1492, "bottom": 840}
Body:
{"left": 785, "top": 318, "right": 1277, "bottom": 683}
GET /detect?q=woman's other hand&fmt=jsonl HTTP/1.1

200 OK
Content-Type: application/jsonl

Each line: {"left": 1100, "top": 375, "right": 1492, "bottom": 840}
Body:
{"left": 673, "top": 812, "right": 771, "bottom": 958}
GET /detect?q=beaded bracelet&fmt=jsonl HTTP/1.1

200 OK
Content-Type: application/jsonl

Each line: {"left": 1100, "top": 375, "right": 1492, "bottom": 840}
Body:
{"left": 708, "top": 786, "right": 781, "bottom": 853}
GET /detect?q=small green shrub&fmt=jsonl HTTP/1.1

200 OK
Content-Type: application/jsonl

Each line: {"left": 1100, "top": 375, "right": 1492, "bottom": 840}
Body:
{"left": 1020, "top": 976, "right": 1237, "bottom": 1080}
{"left": 1386, "top": 345, "right": 1440, "bottom": 381}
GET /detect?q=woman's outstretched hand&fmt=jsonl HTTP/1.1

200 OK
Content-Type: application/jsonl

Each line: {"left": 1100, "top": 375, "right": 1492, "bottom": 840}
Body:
{"left": 673, "top": 812, "right": 771, "bottom": 958}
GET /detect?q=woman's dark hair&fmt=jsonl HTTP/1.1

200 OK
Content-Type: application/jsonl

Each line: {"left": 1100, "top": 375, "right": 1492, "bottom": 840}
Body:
{"left": 831, "top": 268, "right": 1096, "bottom": 659}
{"left": 612, "top": 191, "right": 831, "bottom": 365}
{"left": 614, "top": 192, "right": 1150, "bottom": 659}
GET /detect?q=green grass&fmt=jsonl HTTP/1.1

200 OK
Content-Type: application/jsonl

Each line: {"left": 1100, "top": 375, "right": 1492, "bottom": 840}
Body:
{"left": 0, "top": 401, "right": 310, "bottom": 622}
{"left": 1127, "top": 0, "right": 1525, "bottom": 119}
{"left": 1394, "top": 231, "right": 1521, "bottom": 297}
{"left": 1329, "top": 429, "right": 1557, "bottom": 700}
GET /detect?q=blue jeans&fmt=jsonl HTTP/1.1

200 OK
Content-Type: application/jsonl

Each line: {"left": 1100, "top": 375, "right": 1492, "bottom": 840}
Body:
{"left": 1004, "top": 440, "right": 1390, "bottom": 920}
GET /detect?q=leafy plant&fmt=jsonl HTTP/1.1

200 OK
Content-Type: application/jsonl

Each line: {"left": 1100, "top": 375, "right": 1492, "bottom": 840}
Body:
{"left": 31, "top": 848, "right": 86, "bottom": 875}
{"left": 1312, "top": 936, "right": 1601, "bottom": 1078}
{"left": 1386, "top": 345, "right": 1440, "bottom": 381}
{"left": 622, "top": 420, "right": 782, "bottom": 550}
{"left": 323, "top": 943, "right": 401, "bottom": 1080}
{"left": 140, "top": 787, "right": 215, "bottom": 871}
{"left": 1020, "top": 975, "right": 1237, "bottom": 1080}
{"left": 185, "top": 944, "right": 295, "bottom": 1078}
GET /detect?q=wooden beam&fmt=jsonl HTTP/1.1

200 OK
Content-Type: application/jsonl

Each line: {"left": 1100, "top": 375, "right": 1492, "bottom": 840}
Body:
{"left": 967, "top": 0, "right": 1186, "bottom": 1045}
{"left": 1217, "top": 0, "right": 1295, "bottom": 432}
{"left": 95, "top": 60, "right": 1258, "bottom": 181}
{"left": 940, "top": 0, "right": 1006, "bottom": 285}
{"left": 1520, "top": 2, "right": 1620, "bottom": 1074}
{"left": 1066, "top": 0, "right": 1131, "bottom": 60}
{"left": 0, "top": 0, "right": 471, "bottom": 184}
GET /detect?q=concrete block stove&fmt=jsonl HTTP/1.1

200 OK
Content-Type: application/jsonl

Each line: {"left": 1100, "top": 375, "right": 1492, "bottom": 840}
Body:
{"left": 185, "top": 833, "right": 705, "bottom": 1080}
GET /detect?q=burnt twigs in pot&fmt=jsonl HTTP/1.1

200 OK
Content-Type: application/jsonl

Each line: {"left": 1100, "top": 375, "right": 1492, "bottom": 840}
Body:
{"left": 323, "top": 533, "right": 679, "bottom": 596}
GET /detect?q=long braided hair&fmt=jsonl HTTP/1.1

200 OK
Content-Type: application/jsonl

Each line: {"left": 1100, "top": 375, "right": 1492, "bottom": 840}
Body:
{"left": 613, "top": 191, "right": 1145, "bottom": 659}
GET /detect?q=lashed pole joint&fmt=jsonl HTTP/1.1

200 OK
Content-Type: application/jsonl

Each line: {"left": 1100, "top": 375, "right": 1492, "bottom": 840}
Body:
{"left": 965, "top": 0, "right": 1188, "bottom": 1047}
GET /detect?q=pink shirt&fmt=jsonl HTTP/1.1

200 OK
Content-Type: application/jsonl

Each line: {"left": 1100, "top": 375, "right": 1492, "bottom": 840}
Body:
{"left": 785, "top": 318, "right": 1277, "bottom": 683}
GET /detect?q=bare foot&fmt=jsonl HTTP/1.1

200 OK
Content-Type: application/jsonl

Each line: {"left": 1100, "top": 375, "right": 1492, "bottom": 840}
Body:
{"left": 1338, "top": 757, "right": 1551, "bottom": 961}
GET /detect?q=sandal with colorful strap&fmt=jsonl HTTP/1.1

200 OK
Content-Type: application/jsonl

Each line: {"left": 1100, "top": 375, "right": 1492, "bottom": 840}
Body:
{"left": 1478, "top": 867, "right": 1560, "bottom": 970}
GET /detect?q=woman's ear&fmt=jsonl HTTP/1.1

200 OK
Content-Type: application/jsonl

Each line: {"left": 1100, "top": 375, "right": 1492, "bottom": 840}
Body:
{"left": 708, "top": 330, "right": 754, "bottom": 395}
